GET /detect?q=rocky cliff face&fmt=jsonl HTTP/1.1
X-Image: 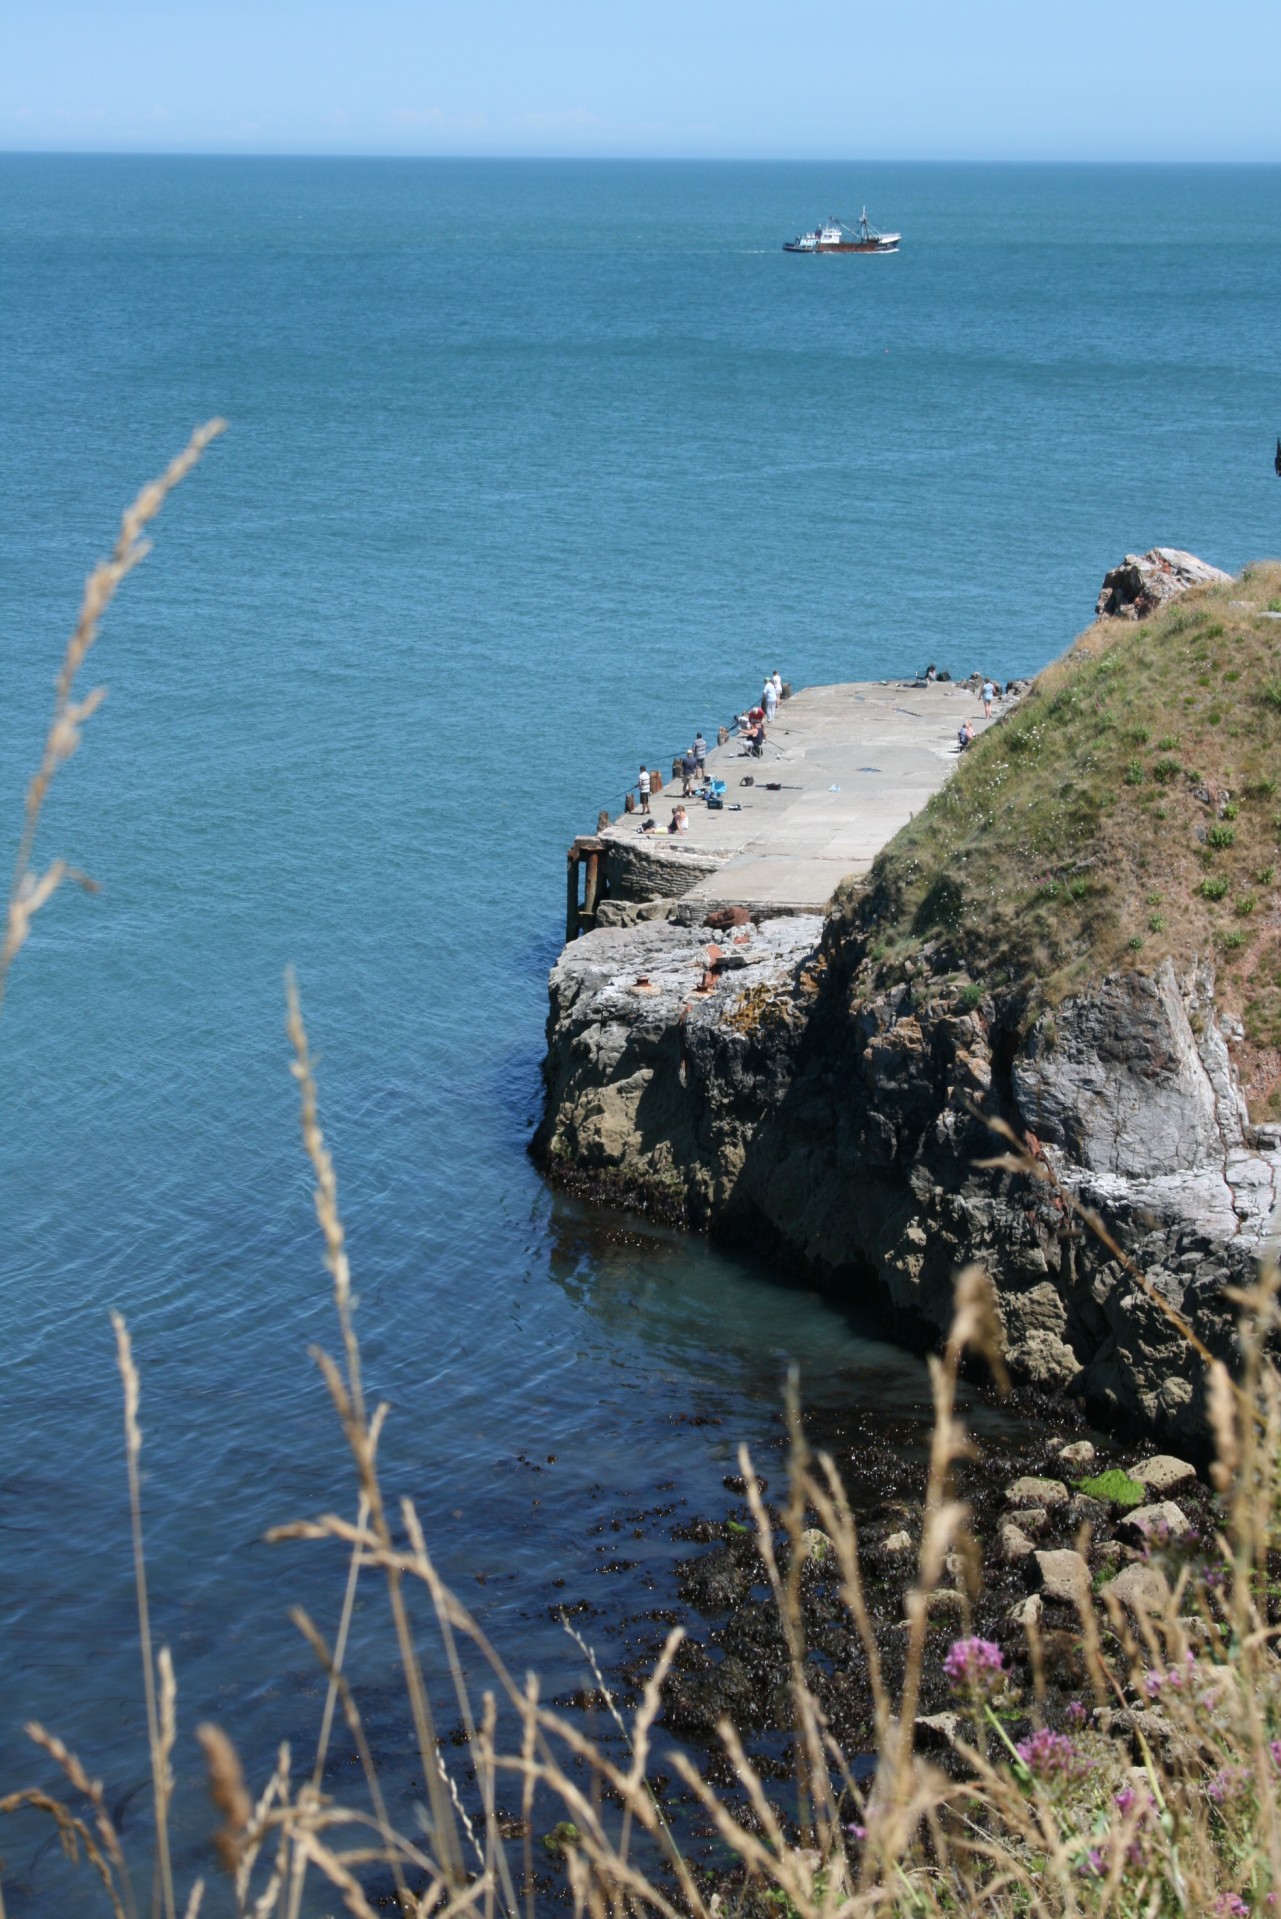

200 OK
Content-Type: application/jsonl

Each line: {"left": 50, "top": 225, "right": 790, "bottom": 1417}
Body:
{"left": 536, "top": 913, "right": 1281, "bottom": 1446}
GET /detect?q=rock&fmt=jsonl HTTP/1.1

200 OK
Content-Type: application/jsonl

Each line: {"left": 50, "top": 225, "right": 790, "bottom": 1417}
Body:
{"left": 1057, "top": 1440, "right": 1096, "bottom": 1470}
{"left": 1011, "top": 1506, "right": 1050, "bottom": 1536}
{"left": 1007, "top": 1593, "right": 1044, "bottom": 1630}
{"left": 1029, "top": 1549, "right": 1092, "bottom": 1608}
{"left": 593, "top": 897, "right": 679, "bottom": 928}
{"left": 1093, "top": 1704, "right": 1196, "bottom": 1769}
{"left": 1000, "top": 1521, "right": 1036, "bottom": 1564}
{"left": 1095, "top": 548, "right": 1230, "bottom": 621}
{"left": 914, "top": 1711, "right": 961, "bottom": 1751}
{"left": 1011, "top": 961, "right": 1242, "bottom": 1188}
{"left": 880, "top": 1529, "right": 915, "bottom": 1558}
{"left": 1005, "top": 1476, "right": 1070, "bottom": 1510}
{"left": 1116, "top": 1501, "right": 1191, "bottom": 1545}
{"left": 1129, "top": 1455, "right": 1197, "bottom": 1496}
{"left": 799, "top": 1527, "right": 833, "bottom": 1564}
{"left": 924, "top": 1588, "right": 964, "bottom": 1616}
{"left": 1066, "top": 1493, "right": 1109, "bottom": 1530}
{"left": 1103, "top": 1561, "right": 1172, "bottom": 1618}
{"left": 723, "top": 1472, "right": 767, "bottom": 1496}
{"left": 704, "top": 905, "right": 751, "bottom": 930}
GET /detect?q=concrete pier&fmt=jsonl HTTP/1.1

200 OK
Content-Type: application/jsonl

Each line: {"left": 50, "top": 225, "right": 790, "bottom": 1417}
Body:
{"left": 568, "top": 679, "right": 1005, "bottom": 927}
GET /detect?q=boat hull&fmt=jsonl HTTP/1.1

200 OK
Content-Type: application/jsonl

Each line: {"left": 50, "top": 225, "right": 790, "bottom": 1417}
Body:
{"left": 782, "top": 240, "right": 899, "bottom": 254}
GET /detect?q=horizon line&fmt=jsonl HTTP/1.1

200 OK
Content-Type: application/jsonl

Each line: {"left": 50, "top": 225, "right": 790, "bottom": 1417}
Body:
{"left": 3, "top": 148, "right": 1280, "bottom": 166}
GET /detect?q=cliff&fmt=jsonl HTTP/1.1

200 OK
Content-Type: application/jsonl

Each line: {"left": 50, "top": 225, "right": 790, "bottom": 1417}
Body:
{"left": 536, "top": 564, "right": 1281, "bottom": 1442}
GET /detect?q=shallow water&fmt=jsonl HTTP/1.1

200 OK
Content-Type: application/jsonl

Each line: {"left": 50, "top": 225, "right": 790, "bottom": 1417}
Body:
{"left": 1, "top": 155, "right": 1278, "bottom": 1910}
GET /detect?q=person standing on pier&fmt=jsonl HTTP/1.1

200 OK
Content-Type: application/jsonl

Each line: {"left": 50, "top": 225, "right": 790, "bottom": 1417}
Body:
{"left": 763, "top": 677, "right": 779, "bottom": 723}
{"left": 680, "top": 746, "right": 698, "bottom": 796}
{"left": 693, "top": 732, "right": 707, "bottom": 779}
{"left": 638, "top": 764, "right": 651, "bottom": 814}
{"left": 771, "top": 670, "right": 783, "bottom": 703}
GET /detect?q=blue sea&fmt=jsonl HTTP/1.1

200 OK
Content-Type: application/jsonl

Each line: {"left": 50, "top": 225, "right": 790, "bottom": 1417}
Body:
{"left": 1, "top": 156, "right": 1278, "bottom": 1911}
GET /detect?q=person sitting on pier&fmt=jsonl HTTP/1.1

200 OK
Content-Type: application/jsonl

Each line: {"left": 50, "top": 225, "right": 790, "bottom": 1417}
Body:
{"left": 667, "top": 804, "right": 689, "bottom": 834}
{"left": 957, "top": 719, "right": 975, "bottom": 751}
{"left": 743, "top": 716, "right": 767, "bottom": 756}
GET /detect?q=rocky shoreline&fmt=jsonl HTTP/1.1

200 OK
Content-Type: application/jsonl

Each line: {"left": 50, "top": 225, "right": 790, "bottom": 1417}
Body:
{"left": 534, "top": 569, "right": 1281, "bottom": 1448}
{"left": 535, "top": 911, "right": 1279, "bottom": 1445}
{"left": 658, "top": 1404, "right": 1218, "bottom": 1779}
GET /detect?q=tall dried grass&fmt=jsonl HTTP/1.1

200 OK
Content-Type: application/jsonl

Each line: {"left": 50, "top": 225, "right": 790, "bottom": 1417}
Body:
{"left": 0, "top": 419, "right": 225, "bottom": 1018}
{"left": 4, "top": 444, "right": 1281, "bottom": 1919}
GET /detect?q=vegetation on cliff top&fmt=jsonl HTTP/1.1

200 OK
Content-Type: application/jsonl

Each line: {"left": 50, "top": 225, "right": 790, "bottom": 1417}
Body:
{"left": 836, "top": 562, "right": 1281, "bottom": 1118}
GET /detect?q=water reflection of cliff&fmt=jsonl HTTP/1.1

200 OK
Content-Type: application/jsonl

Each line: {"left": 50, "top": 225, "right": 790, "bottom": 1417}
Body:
{"left": 543, "top": 1188, "right": 1026, "bottom": 1445}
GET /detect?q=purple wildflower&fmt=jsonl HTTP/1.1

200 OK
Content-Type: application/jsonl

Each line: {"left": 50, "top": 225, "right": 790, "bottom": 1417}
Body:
{"left": 1016, "top": 1727, "right": 1087, "bottom": 1784}
{"left": 1212, "top": 1897, "right": 1248, "bottom": 1918}
{"left": 1066, "top": 1699, "right": 1087, "bottom": 1728}
{"left": 1145, "top": 1650, "right": 1197, "bottom": 1697}
{"left": 1269, "top": 1739, "right": 1281, "bottom": 1771}
{"left": 1076, "top": 1846, "right": 1106, "bottom": 1880}
{"left": 1208, "top": 1766, "right": 1249, "bottom": 1806}
{"left": 944, "top": 1636, "right": 1006, "bottom": 1700}
{"left": 1114, "top": 1787, "right": 1136, "bottom": 1816}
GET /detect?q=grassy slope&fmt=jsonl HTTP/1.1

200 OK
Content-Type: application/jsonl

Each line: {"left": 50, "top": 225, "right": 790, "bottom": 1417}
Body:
{"left": 835, "top": 562, "right": 1281, "bottom": 1119}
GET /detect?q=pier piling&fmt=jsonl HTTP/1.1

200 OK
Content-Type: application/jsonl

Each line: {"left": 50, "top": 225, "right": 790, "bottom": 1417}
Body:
{"left": 565, "top": 836, "right": 609, "bottom": 938}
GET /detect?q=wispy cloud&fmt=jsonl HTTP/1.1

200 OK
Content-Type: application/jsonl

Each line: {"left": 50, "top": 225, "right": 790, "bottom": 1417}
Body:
{"left": 390, "top": 106, "right": 490, "bottom": 133}
{"left": 510, "top": 107, "right": 604, "bottom": 133}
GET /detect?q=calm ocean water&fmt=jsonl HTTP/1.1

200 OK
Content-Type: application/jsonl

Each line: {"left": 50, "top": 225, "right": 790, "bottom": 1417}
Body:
{"left": 1, "top": 156, "right": 1278, "bottom": 1909}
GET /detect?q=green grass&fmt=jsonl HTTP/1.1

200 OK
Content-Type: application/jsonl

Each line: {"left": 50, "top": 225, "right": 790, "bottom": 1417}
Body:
{"left": 831, "top": 563, "right": 1281, "bottom": 1118}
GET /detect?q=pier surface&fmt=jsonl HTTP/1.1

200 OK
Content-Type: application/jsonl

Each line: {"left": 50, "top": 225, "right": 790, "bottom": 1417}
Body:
{"left": 601, "top": 679, "right": 1002, "bottom": 915}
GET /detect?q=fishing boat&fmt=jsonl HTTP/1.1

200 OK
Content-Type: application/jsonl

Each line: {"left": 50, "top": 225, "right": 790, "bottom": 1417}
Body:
{"left": 783, "top": 208, "right": 900, "bottom": 255}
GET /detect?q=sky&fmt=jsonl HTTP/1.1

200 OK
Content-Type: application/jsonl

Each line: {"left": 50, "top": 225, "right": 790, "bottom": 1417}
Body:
{"left": 3, "top": 0, "right": 1280, "bottom": 162}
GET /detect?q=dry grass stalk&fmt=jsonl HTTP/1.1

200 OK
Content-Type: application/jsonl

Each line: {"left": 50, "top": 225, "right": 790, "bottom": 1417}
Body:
{"left": 24, "top": 1720, "right": 132, "bottom": 1901}
{"left": 195, "top": 1722, "right": 250, "bottom": 1876}
{"left": 111, "top": 1310, "right": 177, "bottom": 1919}
{"left": 0, "top": 1787, "right": 127, "bottom": 1918}
{"left": 285, "top": 972, "right": 465, "bottom": 1892}
{"left": 0, "top": 420, "right": 224, "bottom": 1017}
